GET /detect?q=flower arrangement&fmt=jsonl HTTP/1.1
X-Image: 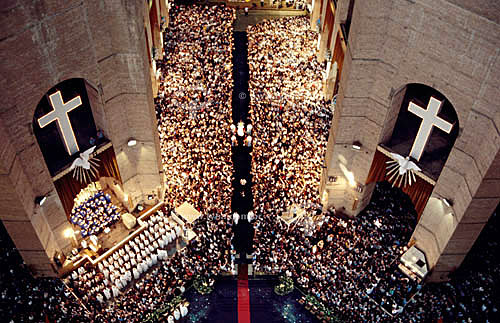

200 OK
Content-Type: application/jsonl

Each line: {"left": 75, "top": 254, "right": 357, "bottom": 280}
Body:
{"left": 193, "top": 275, "right": 214, "bottom": 295}
{"left": 274, "top": 275, "right": 294, "bottom": 296}
{"left": 142, "top": 296, "right": 184, "bottom": 323}
{"left": 303, "top": 294, "right": 340, "bottom": 323}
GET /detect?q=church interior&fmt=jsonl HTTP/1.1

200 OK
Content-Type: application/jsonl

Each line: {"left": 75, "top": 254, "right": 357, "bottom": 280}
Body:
{"left": 0, "top": 0, "right": 499, "bottom": 322}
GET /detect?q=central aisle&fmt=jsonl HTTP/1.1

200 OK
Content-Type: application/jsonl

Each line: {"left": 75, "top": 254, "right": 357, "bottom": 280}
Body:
{"left": 231, "top": 31, "right": 255, "bottom": 256}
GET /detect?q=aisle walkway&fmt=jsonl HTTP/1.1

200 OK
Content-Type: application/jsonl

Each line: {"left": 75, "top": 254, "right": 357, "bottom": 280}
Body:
{"left": 231, "top": 31, "right": 254, "bottom": 256}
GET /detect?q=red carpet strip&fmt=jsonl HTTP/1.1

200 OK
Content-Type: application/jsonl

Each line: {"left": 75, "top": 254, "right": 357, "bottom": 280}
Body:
{"left": 237, "top": 264, "right": 251, "bottom": 323}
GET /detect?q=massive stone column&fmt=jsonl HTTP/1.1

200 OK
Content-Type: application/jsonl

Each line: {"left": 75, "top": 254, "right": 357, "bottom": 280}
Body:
{"left": 322, "top": 0, "right": 500, "bottom": 281}
{"left": 0, "top": 120, "right": 70, "bottom": 277}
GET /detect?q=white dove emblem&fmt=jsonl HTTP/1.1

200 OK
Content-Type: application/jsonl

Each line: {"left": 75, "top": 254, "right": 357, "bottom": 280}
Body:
{"left": 386, "top": 153, "right": 421, "bottom": 187}
{"left": 70, "top": 146, "right": 100, "bottom": 183}
{"left": 71, "top": 146, "right": 96, "bottom": 170}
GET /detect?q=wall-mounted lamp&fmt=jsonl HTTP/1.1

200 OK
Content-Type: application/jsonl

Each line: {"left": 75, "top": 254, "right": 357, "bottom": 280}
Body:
{"left": 147, "top": 194, "right": 154, "bottom": 200}
{"left": 352, "top": 141, "right": 362, "bottom": 150}
{"left": 356, "top": 184, "right": 364, "bottom": 193}
{"left": 328, "top": 176, "right": 337, "bottom": 183}
{"left": 127, "top": 138, "right": 137, "bottom": 147}
{"left": 35, "top": 195, "right": 47, "bottom": 206}
{"left": 442, "top": 198, "right": 453, "bottom": 207}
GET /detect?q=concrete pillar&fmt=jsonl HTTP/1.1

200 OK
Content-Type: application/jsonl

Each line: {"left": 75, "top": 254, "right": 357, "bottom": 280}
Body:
{"left": 317, "top": 20, "right": 331, "bottom": 62}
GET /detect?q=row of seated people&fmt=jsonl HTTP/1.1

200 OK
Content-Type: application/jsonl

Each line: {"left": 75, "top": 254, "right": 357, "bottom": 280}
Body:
{"left": 66, "top": 208, "right": 183, "bottom": 305}
{"left": 70, "top": 190, "right": 121, "bottom": 237}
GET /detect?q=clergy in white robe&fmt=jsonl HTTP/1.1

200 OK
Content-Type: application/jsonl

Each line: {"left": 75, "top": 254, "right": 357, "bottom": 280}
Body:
{"left": 247, "top": 211, "right": 254, "bottom": 222}
{"left": 120, "top": 276, "right": 127, "bottom": 289}
{"left": 112, "top": 285, "right": 119, "bottom": 297}
{"left": 96, "top": 293, "right": 104, "bottom": 303}
{"left": 174, "top": 308, "right": 180, "bottom": 320}
{"left": 167, "top": 315, "right": 174, "bottom": 323}
{"left": 152, "top": 253, "right": 158, "bottom": 265}
{"left": 103, "top": 288, "right": 111, "bottom": 300}
{"left": 180, "top": 304, "right": 188, "bottom": 317}
{"left": 141, "top": 261, "right": 148, "bottom": 272}
{"left": 133, "top": 268, "right": 140, "bottom": 280}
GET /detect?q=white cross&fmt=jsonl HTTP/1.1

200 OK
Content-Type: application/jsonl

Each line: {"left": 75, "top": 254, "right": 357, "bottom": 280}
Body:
{"left": 408, "top": 96, "right": 453, "bottom": 161}
{"left": 38, "top": 91, "right": 82, "bottom": 155}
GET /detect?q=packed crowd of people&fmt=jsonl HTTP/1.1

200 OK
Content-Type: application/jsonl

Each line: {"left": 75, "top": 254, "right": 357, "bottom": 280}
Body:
{"left": 0, "top": 220, "right": 89, "bottom": 322}
{"left": 247, "top": 16, "right": 333, "bottom": 226}
{"left": 252, "top": 181, "right": 419, "bottom": 321}
{"left": 155, "top": 4, "right": 236, "bottom": 217}
{"left": 254, "top": 179, "right": 499, "bottom": 322}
